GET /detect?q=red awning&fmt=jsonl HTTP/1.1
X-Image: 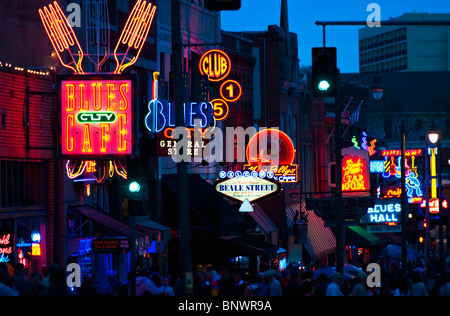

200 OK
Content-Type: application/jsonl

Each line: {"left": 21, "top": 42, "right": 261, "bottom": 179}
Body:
{"left": 69, "top": 205, "right": 165, "bottom": 238}
{"left": 287, "top": 202, "right": 336, "bottom": 260}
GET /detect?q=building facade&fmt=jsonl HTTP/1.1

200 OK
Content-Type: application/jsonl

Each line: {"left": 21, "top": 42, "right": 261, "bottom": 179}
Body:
{"left": 359, "top": 13, "right": 450, "bottom": 73}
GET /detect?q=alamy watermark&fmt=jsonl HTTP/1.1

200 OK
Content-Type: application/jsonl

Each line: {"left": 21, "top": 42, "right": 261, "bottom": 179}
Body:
{"left": 367, "top": 3, "right": 381, "bottom": 28}
{"left": 366, "top": 263, "right": 381, "bottom": 288}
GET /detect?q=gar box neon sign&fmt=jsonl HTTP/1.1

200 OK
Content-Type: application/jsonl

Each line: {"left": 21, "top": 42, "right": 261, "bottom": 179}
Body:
{"left": 58, "top": 75, "right": 136, "bottom": 158}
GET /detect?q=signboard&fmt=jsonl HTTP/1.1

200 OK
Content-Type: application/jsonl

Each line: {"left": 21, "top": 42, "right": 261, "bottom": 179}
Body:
{"left": 91, "top": 238, "right": 130, "bottom": 253}
{"left": 361, "top": 199, "right": 401, "bottom": 224}
{"left": 342, "top": 147, "right": 370, "bottom": 197}
{"left": 244, "top": 129, "right": 298, "bottom": 183}
{"left": 0, "top": 220, "right": 14, "bottom": 263}
{"left": 366, "top": 225, "right": 401, "bottom": 233}
{"left": 199, "top": 49, "right": 231, "bottom": 82}
{"left": 215, "top": 171, "right": 281, "bottom": 204}
{"left": 58, "top": 75, "right": 136, "bottom": 158}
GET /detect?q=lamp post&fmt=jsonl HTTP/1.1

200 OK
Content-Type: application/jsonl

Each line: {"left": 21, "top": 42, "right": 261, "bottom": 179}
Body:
{"left": 427, "top": 127, "right": 444, "bottom": 262}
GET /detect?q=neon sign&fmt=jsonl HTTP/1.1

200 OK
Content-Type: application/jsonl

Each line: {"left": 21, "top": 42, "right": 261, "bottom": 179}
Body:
{"left": 0, "top": 234, "right": 12, "bottom": 263}
{"left": 215, "top": 171, "right": 281, "bottom": 204}
{"left": 341, "top": 147, "right": 370, "bottom": 196}
{"left": 244, "top": 129, "right": 298, "bottom": 183}
{"left": 199, "top": 49, "right": 231, "bottom": 82}
{"left": 144, "top": 99, "right": 215, "bottom": 133}
{"left": 220, "top": 80, "right": 242, "bottom": 103}
{"left": 58, "top": 75, "right": 135, "bottom": 158}
{"left": 360, "top": 199, "right": 402, "bottom": 224}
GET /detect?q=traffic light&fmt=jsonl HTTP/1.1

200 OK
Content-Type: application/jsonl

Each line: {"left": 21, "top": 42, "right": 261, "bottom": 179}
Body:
{"left": 205, "top": 0, "right": 241, "bottom": 11}
{"left": 126, "top": 156, "right": 147, "bottom": 216}
{"left": 312, "top": 47, "right": 338, "bottom": 97}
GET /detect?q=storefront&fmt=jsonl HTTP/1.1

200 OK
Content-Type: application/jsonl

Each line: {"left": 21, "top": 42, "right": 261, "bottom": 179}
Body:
{"left": 67, "top": 205, "right": 169, "bottom": 293}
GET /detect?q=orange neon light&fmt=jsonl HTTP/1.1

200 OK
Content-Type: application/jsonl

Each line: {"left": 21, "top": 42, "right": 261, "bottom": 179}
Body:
{"left": 199, "top": 49, "right": 232, "bottom": 82}
{"left": 113, "top": 0, "right": 157, "bottom": 74}
{"left": 65, "top": 160, "right": 87, "bottom": 179}
{"left": 220, "top": 80, "right": 242, "bottom": 103}
{"left": 342, "top": 156, "right": 369, "bottom": 192}
{"left": 39, "top": 1, "right": 84, "bottom": 74}
{"left": 381, "top": 149, "right": 422, "bottom": 157}
{"left": 246, "top": 129, "right": 296, "bottom": 166}
{"left": 211, "top": 99, "right": 229, "bottom": 121}
{"left": 61, "top": 78, "right": 133, "bottom": 157}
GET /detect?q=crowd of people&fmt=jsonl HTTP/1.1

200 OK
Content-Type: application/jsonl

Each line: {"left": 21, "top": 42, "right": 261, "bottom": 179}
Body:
{"left": 1, "top": 259, "right": 449, "bottom": 296}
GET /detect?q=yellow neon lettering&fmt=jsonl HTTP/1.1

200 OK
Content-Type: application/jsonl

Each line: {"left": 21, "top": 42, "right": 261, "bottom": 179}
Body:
{"left": 66, "top": 84, "right": 75, "bottom": 111}
{"left": 119, "top": 83, "right": 129, "bottom": 110}
{"left": 82, "top": 124, "right": 93, "bottom": 152}
{"left": 66, "top": 114, "right": 74, "bottom": 152}
{"left": 106, "top": 83, "right": 116, "bottom": 111}
{"left": 118, "top": 114, "right": 127, "bottom": 151}
{"left": 80, "top": 84, "right": 88, "bottom": 110}
{"left": 100, "top": 123, "right": 110, "bottom": 152}
{"left": 92, "top": 83, "right": 102, "bottom": 111}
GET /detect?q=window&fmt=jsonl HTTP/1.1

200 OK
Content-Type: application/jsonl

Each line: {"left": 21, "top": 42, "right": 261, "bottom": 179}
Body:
{"left": 0, "top": 160, "right": 48, "bottom": 209}
{"left": 0, "top": 109, "right": 5, "bottom": 130}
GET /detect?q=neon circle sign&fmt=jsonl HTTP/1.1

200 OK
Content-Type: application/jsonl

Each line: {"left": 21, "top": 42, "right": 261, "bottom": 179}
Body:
{"left": 246, "top": 129, "right": 296, "bottom": 166}
{"left": 199, "top": 49, "right": 232, "bottom": 82}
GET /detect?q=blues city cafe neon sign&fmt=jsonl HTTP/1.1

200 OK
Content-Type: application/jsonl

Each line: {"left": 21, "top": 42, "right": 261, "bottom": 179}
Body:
{"left": 215, "top": 171, "right": 282, "bottom": 204}
{"left": 58, "top": 75, "right": 136, "bottom": 158}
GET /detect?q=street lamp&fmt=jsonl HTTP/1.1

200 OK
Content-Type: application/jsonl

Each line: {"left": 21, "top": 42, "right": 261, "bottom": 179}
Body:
{"left": 371, "top": 74, "right": 383, "bottom": 100}
{"left": 426, "top": 126, "right": 444, "bottom": 262}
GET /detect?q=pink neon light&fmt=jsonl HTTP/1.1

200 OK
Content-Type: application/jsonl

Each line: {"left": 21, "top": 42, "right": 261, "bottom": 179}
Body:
{"left": 61, "top": 79, "right": 133, "bottom": 156}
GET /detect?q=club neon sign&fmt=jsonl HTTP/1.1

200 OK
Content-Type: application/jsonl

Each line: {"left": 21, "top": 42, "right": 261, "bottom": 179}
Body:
{"left": 59, "top": 75, "right": 135, "bottom": 158}
{"left": 199, "top": 49, "right": 231, "bottom": 82}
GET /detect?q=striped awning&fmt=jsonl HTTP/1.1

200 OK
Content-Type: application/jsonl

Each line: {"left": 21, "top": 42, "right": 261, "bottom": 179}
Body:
{"left": 287, "top": 202, "right": 336, "bottom": 260}
{"left": 249, "top": 204, "right": 279, "bottom": 234}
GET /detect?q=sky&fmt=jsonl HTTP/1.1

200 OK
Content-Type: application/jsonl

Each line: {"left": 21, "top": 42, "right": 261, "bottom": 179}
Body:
{"left": 221, "top": 0, "right": 450, "bottom": 73}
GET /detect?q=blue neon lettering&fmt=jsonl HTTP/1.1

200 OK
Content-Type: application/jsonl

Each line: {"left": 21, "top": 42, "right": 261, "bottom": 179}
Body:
{"left": 189, "top": 102, "right": 197, "bottom": 127}
{"left": 155, "top": 100, "right": 166, "bottom": 133}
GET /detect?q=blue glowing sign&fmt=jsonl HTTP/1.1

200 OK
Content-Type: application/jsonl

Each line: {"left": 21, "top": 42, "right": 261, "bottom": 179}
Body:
{"left": 370, "top": 160, "right": 384, "bottom": 173}
{"left": 361, "top": 199, "right": 401, "bottom": 224}
{"left": 145, "top": 99, "right": 216, "bottom": 133}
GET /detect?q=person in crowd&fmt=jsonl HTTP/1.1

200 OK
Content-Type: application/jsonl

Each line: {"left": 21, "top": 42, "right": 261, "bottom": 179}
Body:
{"left": 268, "top": 269, "right": 282, "bottom": 296}
{"left": 253, "top": 272, "right": 271, "bottom": 296}
{"left": 23, "top": 272, "right": 45, "bottom": 296}
{"left": 211, "top": 265, "right": 228, "bottom": 296}
{"left": 10, "top": 263, "right": 28, "bottom": 296}
{"left": 313, "top": 273, "right": 329, "bottom": 296}
{"left": 411, "top": 271, "right": 428, "bottom": 296}
{"left": 351, "top": 272, "right": 369, "bottom": 296}
{"left": 326, "top": 272, "right": 345, "bottom": 296}
{"left": 0, "top": 263, "right": 18, "bottom": 296}
{"left": 438, "top": 270, "right": 450, "bottom": 296}
{"left": 163, "top": 275, "right": 175, "bottom": 296}
{"left": 135, "top": 269, "right": 164, "bottom": 296}
{"left": 39, "top": 263, "right": 73, "bottom": 296}
{"left": 285, "top": 270, "right": 302, "bottom": 296}
{"left": 393, "top": 272, "right": 411, "bottom": 296}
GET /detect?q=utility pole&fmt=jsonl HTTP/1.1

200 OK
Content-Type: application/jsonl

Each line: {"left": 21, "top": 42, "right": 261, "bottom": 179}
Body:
{"left": 400, "top": 121, "right": 408, "bottom": 271}
{"left": 335, "top": 83, "right": 344, "bottom": 275}
{"left": 171, "top": 0, "right": 193, "bottom": 295}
